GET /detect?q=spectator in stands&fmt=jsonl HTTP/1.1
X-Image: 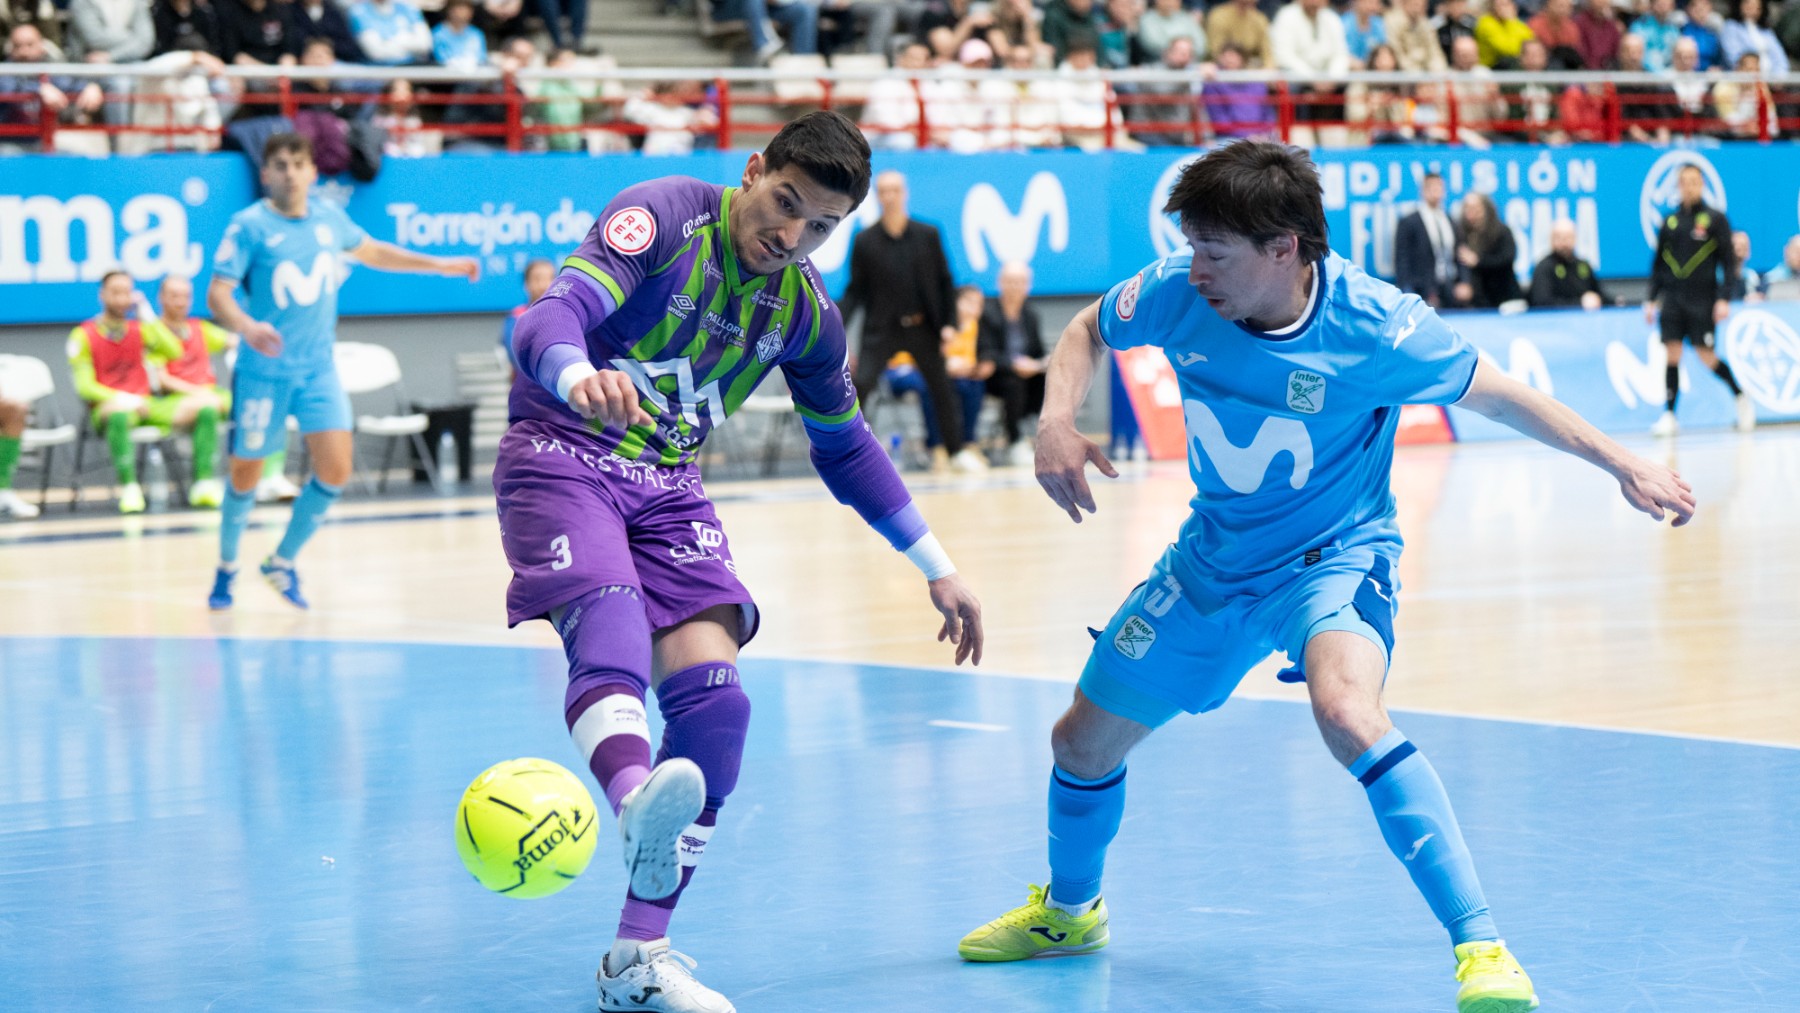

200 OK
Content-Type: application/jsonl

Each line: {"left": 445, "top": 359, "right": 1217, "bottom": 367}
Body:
{"left": 987, "top": 0, "right": 1041, "bottom": 54}
{"left": 1667, "top": 36, "right": 1712, "bottom": 128}
{"left": 1527, "top": 0, "right": 1584, "bottom": 68}
{"left": 1138, "top": 0, "right": 1203, "bottom": 68}
{"left": 1446, "top": 34, "right": 1502, "bottom": 144}
{"left": 819, "top": 0, "right": 898, "bottom": 58}
{"left": 66, "top": 0, "right": 155, "bottom": 62}
{"left": 1776, "top": 2, "right": 1800, "bottom": 68}
{"left": 1453, "top": 192, "right": 1521, "bottom": 309}
{"left": 745, "top": 0, "right": 820, "bottom": 59}
{"left": 842, "top": 169, "right": 986, "bottom": 473}
{"left": 1128, "top": 35, "right": 1199, "bottom": 144}
{"left": 1727, "top": 231, "right": 1766, "bottom": 301}
{"left": 1682, "top": 0, "right": 1725, "bottom": 69}
{"left": 1043, "top": 0, "right": 1107, "bottom": 63}
{"left": 498, "top": 257, "right": 553, "bottom": 378}
{"left": 1474, "top": 0, "right": 1532, "bottom": 67}
{"left": 433, "top": 0, "right": 485, "bottom": 66}
{"left": 67, "top": 271, "right": 204, "bottom": 514}
{"left": 986, "top": 41, "right": 1063, "bottom": 148}
{"left": 1342, "top": 0, "right": 1386, "bottom": 65}
{"left": 1395, "top": 171, "right": 1461, "bottom": 307}
{"left": 532, "top": 45, "right": 599, "bottom": 150}
{"left": 623, "top": 78, "right": 719, "bottom": 155}
{"left": 373, "top": 77, "right": 434, "bottom": 154}
{"left": 1713, "top": 49, "right": 1778, "bottom": 137}
{"left": 155, "top": 0, "right": 226, "bottom": 57}
{"left": 863, "top": 39, "right": 928, "bottom": 148}
{"left": 1057, "top": 31, "right": 1129, "bottom": 148}
{"left": 1615, "top": 33, "right": 1673, "bottom": 142}
{"left": 1200, "top": 42, "right": 1273, "bottom": 137}
{"left": 288, "top": 0, "right": 364, "bottom": 63}
{"left": 1346, "top": 43, "right": 1415, "bottom": 143}
{"left": 0, "top": 385, "right": 38, "bottom": 518}
{"left": 1385, "top": 0, "right": 1446, "bottom": 71}
{"left": 1630, "top": 0, "right": 1681, "bottom": 71}
{"left": 1721, "top": 0, "right": 1788, "bottom": 75}
{"left": 1529, "top": 219, "right": 1609, "bottom": 310}
{"left": 1271, "top": 0, "right": 1349, "bottom": 143}
{"left": 1432, "top": 0, "right": 1478, "bottom": 62}
{"left": 1762, "top": 235, "right": 1800, "bottom": 299}
{"left": 1097, "top": 0, "right": 1148, "bottom": 68}
{"left": 1574, "top": 0, "right": 1620, "bottom": 69}
{"left": 1, "top": 0, "right": 60, "bottom": 53}
{"left": 352, "top": 0, "right": 431, "bottom": 66}
{"left": 221, "top": 0, "right": 297, "bottom": 66}
{"left": 292, "top": 34, "right": 380, "bottom": 119}
{"left": 939, "top": 285, "right": 991, "bottom": 458}
{"left": 532, "top": 0, "right": 590, "bottom": 54}
{"left": 1, "top": 24, "right": 105, "bottom": 145}
{"left": 1557, "top": 78, "right": 1607, "bottom": 139}
{"left": 1205, "top": 0, "right": 1271, "bottom": 66}
{"left": 978, "top": 260, "right": 1046, "bottom": 467}
{"left": 1505, "top": 38, "right": 1566, "bottom": 140}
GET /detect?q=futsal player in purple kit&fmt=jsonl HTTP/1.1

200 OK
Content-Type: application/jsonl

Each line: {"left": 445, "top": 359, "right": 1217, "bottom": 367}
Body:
{"left": 494, "top": 111, "right": 985, "bottom": 1013}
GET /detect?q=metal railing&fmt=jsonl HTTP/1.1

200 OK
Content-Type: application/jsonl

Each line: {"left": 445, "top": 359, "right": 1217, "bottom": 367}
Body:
{"left": 1, "top": 63, "right": 1795, "bottom": 153}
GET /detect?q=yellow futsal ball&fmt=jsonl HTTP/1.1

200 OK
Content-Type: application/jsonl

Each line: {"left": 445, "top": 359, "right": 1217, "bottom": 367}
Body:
{"left": 456, "top": 758, "right": 599, "bottom": 898}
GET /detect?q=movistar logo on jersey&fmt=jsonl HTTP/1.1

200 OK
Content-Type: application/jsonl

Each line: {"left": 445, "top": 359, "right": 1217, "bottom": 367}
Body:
{"left": 271, "top": 252, "right": 341, "bottom": 309}
{"left": 1184, "top": 400, "right": 1314, "bottom": 494}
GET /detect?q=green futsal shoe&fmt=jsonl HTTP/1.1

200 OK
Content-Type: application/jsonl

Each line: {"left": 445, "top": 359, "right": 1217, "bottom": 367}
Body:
{"left": 958, "top": 884, "right": 1109, "bottom": 962}
{"left": 1454, "top": 940, "right": 1540, "bottom": 1013}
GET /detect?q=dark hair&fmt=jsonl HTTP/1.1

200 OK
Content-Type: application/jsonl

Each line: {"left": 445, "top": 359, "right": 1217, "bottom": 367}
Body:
{"left": 1421, "top": 170, "right": 1444, "bottom": 183}
{"left": 303, "top": 35, "right": 334, "bottom": 52}
{"left": 1063, "top": 27, "right": 1100, "bottom": 56}
{"left": 100, "top": 269, "right": 132, "bottom": 288}
{"left": 762, "top": 110, "right": 872, "bottom": 206}
{"left": 1163, "top": 141, "right": 1329, "bottom": 263}
{"left": 525, "top": 257, "right": 556, "bottom": 276}
{"left": 1457, "top": 192, "right": 1505, "bottom": 252}
{"left": 1732, "top": 0, "right": 1767, "bottom": 26}
{"left": 957, "top": 283, "right": 984, "bottom": 299}
{"left": 1677, "top": 163, "right": 1704, "bottom": 181}
{"left": 263, "top": 132, "right": 313, "bottom": 162}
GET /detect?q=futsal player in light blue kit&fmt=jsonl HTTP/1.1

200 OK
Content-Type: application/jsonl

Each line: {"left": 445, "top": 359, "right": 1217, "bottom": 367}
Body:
{"left": 204, "top": 133, "right": 479, "bottom": 610}
{"left": 958, "top": 142, "right": 1698, "bottom": 1012}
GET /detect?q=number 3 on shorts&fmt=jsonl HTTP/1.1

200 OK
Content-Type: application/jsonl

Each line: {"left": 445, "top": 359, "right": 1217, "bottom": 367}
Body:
{"left": 549, "top": 535, "right": 573, "bottom": 571}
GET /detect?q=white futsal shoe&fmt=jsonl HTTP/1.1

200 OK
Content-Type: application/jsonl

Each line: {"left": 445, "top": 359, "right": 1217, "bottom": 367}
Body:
{"left": 1735, "top": 394, "right": 1757, "bottom": 432}
{"left": 0, "top": 489, "right": 40, "bottom": 519}
{"left": 598, "top": 938, "right": 734, "bottom": 1013}
{"left": 618, "top": 758, "right": 705, "bottom": 901}
{"left": 1650, "top": 410, "right": 1678, "bottom": 437}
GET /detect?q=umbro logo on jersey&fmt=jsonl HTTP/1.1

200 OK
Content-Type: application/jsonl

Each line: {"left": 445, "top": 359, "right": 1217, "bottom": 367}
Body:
{"left": 668, "top": 294, "right": 696, "bottom": 319}
{"left": 1286, "top": 370, "right": 1325, "bottom": 414}
{"left": 755, "top": 329, "right": 783, "bottom": 364}
{"left": 1175, "top": 351, "right": 1207, "bottom": 366}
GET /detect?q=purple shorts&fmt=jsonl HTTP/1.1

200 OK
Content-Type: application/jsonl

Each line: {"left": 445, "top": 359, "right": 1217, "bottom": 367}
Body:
{"left": 494, "top": 418, "right": 759, "bottom": 642}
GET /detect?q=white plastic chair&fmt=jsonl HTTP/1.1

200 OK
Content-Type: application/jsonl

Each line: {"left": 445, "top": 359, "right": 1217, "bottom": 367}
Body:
{"left": 826, "top": 53, "right": 889, "bottom": 106}
{"left": 333, "top": 341, "right": 440, "bottom": 493}
{"left": 0, "top": 354, "right": 79, "bottom": 510}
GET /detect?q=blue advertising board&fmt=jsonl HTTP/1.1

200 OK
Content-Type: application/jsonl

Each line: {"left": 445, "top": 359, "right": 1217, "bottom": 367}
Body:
{"left": 3, "top": 144, "right": 1799, "bottom": 326}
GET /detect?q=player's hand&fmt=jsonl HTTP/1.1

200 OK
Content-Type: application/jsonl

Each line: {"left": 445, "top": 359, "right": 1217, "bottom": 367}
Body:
{"left": 567, "top": 370, "right": 654, "bottom": 428}
{"left": 1713, "top": 298, "right": 1730, "bottom": 323}
{"left": 1643, "top": 300, "right": 1658, "bottom": 324}
{"left": 443, "top": 257, "right": 481, "bottom": 282}
{"left": 243, "top": 320, "right": 282, "bottom": 356}
{"left": 1036, "top": 419, "right": 1117, "bottom": 523}
{"left": 928, "top": 573, "right": 983, "bottom": 667}
{"left": 1616, "top": 454, "right": 1697, "bottom": 527}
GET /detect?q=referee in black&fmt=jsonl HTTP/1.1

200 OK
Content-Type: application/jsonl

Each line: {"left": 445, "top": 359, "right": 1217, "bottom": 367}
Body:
{"left": 1644, "top": 164, "right": 1752, "bottom": 435}
{"left": 840, "top": 169, "right": 986, "bottom": 472}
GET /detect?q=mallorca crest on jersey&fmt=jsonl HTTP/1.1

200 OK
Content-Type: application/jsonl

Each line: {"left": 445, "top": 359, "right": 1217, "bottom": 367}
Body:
{"left": 755, "top": 328, "right": 783, "bottom": 364}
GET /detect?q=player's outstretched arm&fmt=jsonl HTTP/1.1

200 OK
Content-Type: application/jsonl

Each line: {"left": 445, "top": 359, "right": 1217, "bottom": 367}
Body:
{"left": 347, "top": 239, "right": 480, "bottom": 281}
{"left": 929, "top": 573, "right": 984, "bottom": 667}
{"left": 206, "top": 277, "right": 282, "bottom": 356}
{"left": 1037, "top": 299, "right": 1119, "bottom": 524}
{"left": 1456, "top": 358, "right": 1697, "bottom": 526}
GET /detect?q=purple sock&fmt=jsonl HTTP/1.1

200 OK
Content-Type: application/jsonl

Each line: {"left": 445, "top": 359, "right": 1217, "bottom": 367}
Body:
{"left": 556, "top": 585, "right": 653, "bottom": 815}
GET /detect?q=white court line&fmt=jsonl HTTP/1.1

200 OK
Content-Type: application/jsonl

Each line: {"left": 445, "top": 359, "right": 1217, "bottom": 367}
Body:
{"left": 927, "top": 719, "right": 1011, "bottom": 732}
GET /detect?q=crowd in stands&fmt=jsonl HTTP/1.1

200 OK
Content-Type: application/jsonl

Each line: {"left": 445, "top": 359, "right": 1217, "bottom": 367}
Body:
{"left": 3, "top": 0, "right": 1799, "bottom": 152}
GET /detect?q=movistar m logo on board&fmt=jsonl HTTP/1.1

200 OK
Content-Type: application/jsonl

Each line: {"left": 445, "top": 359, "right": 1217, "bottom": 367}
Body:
{"left": 962, "top": 172, "right": 1069, "bottom": 272}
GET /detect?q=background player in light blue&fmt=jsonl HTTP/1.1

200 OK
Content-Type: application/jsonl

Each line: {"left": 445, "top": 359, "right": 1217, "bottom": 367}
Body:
{"left": 958, "top": 141, "right": 1698, "bottom": 1013}
{"left": 205, "top": 133, "right": 478, "bottom": 611}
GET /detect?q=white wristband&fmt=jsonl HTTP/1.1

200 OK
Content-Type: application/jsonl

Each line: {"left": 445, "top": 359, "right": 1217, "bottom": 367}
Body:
{"left": 903, "top": 532, "right": 957, "bottom": 581}
{"left": 554, "top": 361, "right": 599, "bottom": 402}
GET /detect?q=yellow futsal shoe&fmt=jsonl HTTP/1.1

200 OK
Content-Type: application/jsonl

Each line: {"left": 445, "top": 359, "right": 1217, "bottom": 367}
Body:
{"left": 1454, "top": 940, "right": 1540, "bottom": 1013}
{"left": 958, "top": 884, "right": 1109, "bottom": 962}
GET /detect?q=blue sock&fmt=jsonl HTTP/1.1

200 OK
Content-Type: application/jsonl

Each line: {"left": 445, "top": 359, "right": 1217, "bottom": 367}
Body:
{"left": 1351, "top": 729, "right": 1498, "bottom": 945}
{"left": 1047, "top": 765, "right": 1126, "bottom": 907}
{"left": 274, "top": 478, "right": 342, "bottom": 561}
{"left": 219, "top": 484, "right": 255, "bottom": 566}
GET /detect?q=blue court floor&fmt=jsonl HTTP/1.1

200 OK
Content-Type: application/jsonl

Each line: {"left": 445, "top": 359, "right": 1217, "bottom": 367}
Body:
{"left": 2, "top": 636, "right": 1797, "bottom": 1011}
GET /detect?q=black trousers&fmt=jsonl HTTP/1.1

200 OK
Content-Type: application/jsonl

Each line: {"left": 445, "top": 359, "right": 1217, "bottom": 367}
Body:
{"left": 986, "top": 366, "right": 1045, "bottom": 445}
{"left": 853, "top": 325, "right": 966, "bottom": 456}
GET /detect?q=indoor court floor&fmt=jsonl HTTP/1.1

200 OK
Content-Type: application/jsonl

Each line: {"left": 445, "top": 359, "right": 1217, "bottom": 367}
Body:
{"left": 2, "top": 427, "right": 1798, "bottom": 1011}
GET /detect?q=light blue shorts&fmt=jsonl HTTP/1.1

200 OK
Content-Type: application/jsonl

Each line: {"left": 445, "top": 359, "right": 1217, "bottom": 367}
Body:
{"left": 229, "top": 365, "right": 351, "bottom": 459}
{"left": 1078, "top": 541, "right": 1399, "bottom": 729}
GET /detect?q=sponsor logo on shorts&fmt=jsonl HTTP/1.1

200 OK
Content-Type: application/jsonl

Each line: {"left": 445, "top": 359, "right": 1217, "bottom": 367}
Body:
{"left": 1113, "top": 615, "right": 1156, "bottom": 660}
{"left": 670, "top": 521, "right": 726, "bottom": 566}
{"left": 1117, "top": 273, "right": 1142, "bottom": 321}
{"left": 603, "top": 207, "right": 656, "bottom": 255}
{"left": 522, "top": 435, "right": 706, "bottom": 498}
{"left": 1286, "top": 370, "right": 1325, "bottom": 414}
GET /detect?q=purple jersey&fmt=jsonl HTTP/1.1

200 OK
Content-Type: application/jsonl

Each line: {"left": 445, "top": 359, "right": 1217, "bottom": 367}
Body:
{"left": 510, "top": 176, "right": 857, "bottom": 466}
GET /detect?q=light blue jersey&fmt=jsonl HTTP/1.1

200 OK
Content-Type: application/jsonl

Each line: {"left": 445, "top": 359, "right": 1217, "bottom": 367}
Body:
{"left": 212, "top": 200, "right": 368, "bottom": 381}
{"left": 1098, "top": 251, "right": 1478, "bottom": 585}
